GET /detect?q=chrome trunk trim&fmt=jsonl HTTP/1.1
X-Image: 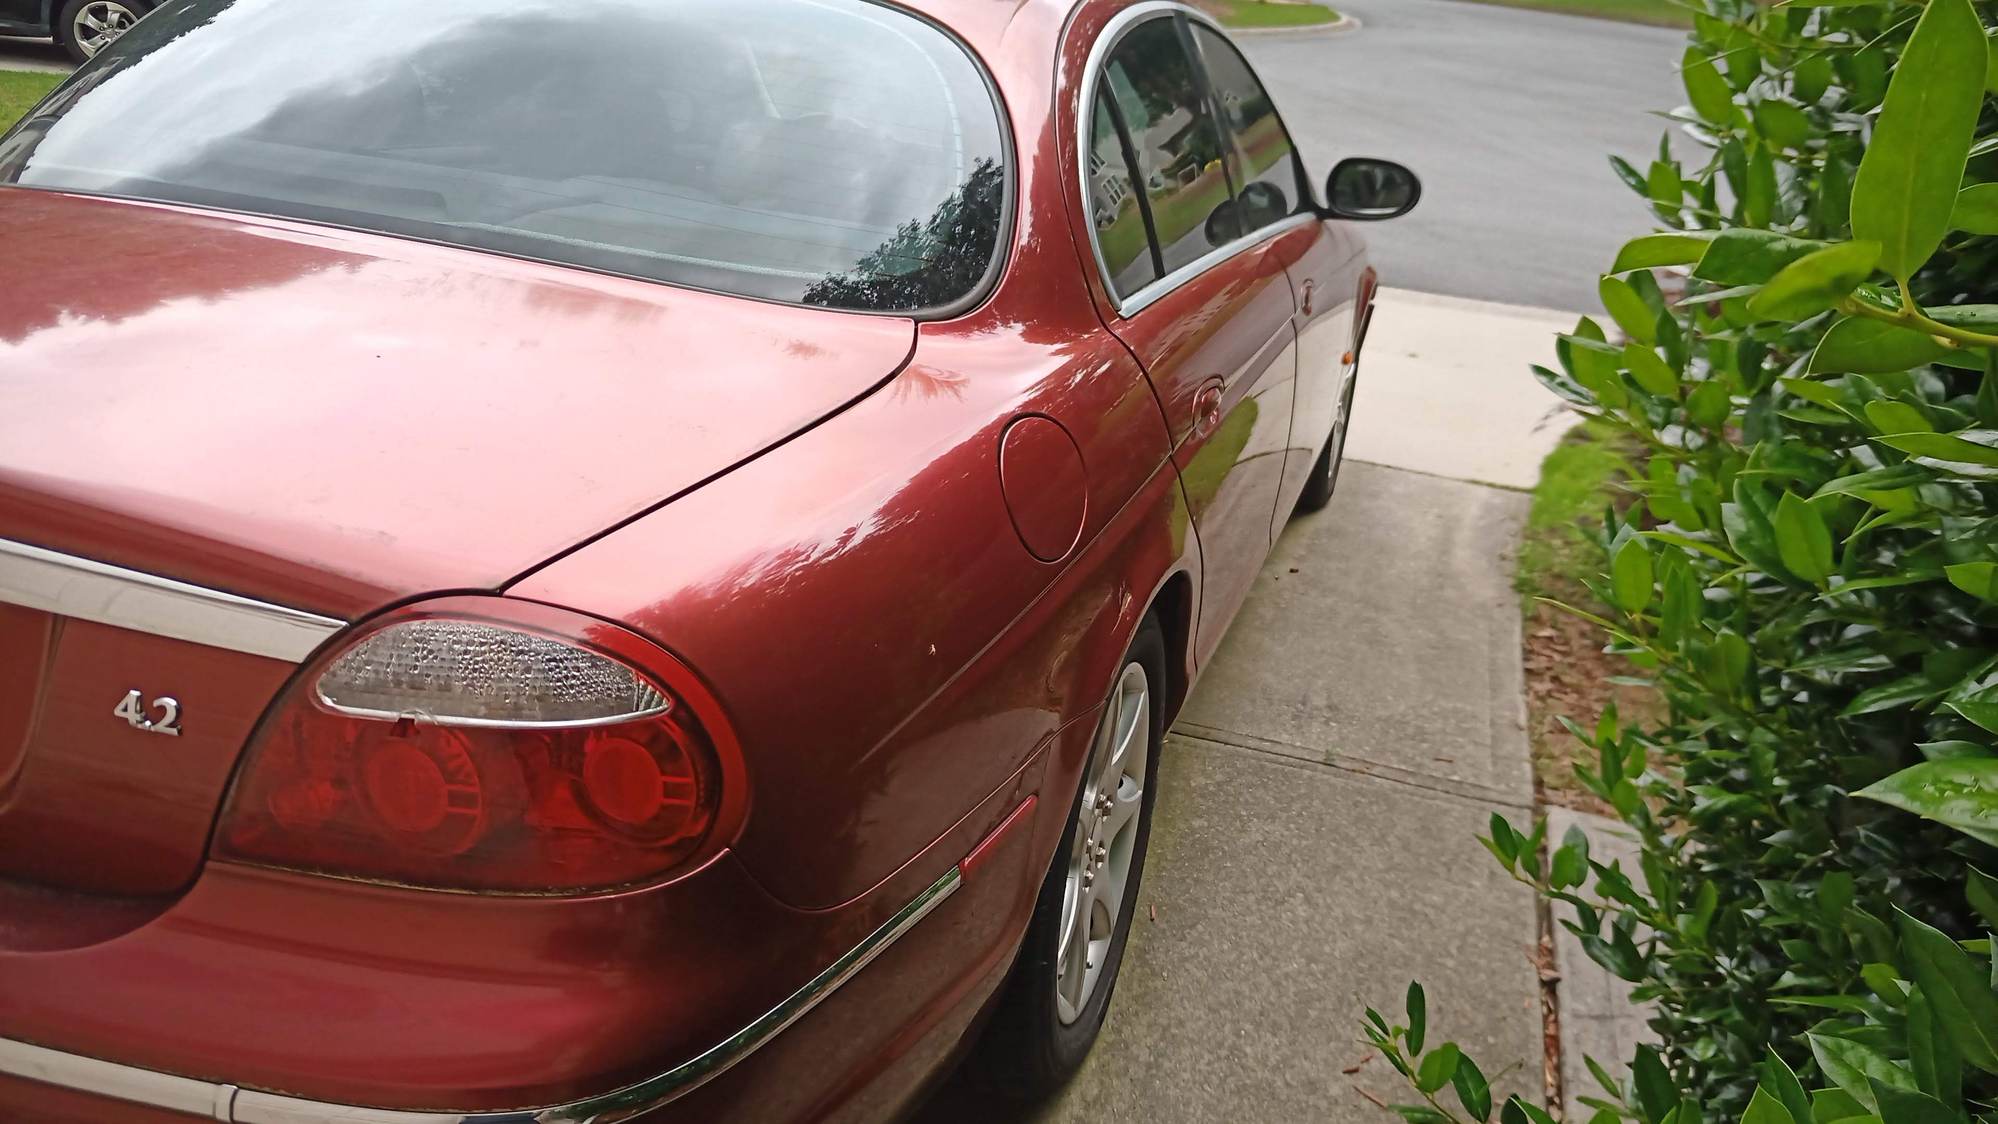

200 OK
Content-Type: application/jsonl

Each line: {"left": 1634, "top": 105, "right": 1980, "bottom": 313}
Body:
{"left": 0, "top": 867, "right": 963, "bottom": 1123}
{"left": 0, "top": 537, "right": 344, "bottom": 662}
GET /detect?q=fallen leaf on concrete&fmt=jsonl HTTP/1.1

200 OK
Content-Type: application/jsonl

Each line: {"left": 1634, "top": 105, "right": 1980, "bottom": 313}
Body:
{"left": 1354, "top": 1085, "right": 1391, "bottom": 1109}
{"left": 1342, "top": 1054, "right": 1374, "bottom": 1075}
{"left": 1148, "top": 903, "right": 1157, "bottom": 923}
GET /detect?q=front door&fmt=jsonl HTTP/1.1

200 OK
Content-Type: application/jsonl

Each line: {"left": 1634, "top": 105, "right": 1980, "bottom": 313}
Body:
{"left": 1081, "top": 12, "right": 1300, "bottom": 666}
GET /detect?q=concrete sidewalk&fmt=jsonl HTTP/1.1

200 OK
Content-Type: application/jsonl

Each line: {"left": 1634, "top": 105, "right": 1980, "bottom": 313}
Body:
{"left": 918, "top": 288, "right": 1579, "bottom": 1122}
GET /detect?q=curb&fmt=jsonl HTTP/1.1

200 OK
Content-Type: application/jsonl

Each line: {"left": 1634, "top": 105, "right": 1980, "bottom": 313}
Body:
{"left": 1221, "top": 12, "right": 1363, "bottom": 37}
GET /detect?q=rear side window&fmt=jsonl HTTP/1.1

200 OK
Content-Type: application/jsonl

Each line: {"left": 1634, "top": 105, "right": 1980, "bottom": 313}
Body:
{"left": 1191, "top": 26, "right": 1311, "bottom": 237}
{"left": 1095, "top": 17, "right": 1238, "bottom": 281}
{"left": 0, "top": 0, "right": 1009, "bottom": 314}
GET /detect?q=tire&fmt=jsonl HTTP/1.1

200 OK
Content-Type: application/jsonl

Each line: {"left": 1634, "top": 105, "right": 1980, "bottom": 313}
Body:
{"left": 969, "top": 615, "right": 1168, "bottom": 1101}
{"left": 1293, "top": 373, "right": 1357, "bottom": 516}
{"left": 56, "top": 0, "right": 146, "bottom": 64}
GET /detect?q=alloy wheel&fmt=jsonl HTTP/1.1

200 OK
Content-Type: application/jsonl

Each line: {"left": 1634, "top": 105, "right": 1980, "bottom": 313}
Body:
{"left": 72, "top": 2, "right": 137, "bottom": 57}
{"left": 1054, "top": 659, "right": 1150, "bottom": 1025}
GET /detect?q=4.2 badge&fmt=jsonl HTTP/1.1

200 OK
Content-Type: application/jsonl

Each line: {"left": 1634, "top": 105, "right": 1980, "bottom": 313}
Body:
{"left": 114, "top": 689, "right": 181, "bottom": 737}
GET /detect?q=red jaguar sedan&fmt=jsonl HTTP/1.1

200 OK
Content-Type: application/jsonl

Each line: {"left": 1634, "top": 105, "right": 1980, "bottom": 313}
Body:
{"left": 0, "top": 0, "right": 1415, "bottom": 1119}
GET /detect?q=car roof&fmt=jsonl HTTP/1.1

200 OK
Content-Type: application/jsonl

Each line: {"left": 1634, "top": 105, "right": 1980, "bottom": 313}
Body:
{"left": 890, "top": 0, "right": 1066, "bottom": 56}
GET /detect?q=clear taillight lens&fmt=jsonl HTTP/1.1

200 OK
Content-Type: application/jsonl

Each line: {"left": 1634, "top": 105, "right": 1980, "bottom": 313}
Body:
{"left": 215, "top": 598, "right": 742, "bottom": 893}
{"left": 316, "top": 619, "right": 668, "bottom": 726}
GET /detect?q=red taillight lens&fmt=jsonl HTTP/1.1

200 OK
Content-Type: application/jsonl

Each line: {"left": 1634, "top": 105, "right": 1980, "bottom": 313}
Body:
{"left": 215, "top": 598, "right": 742, "bottom": 893}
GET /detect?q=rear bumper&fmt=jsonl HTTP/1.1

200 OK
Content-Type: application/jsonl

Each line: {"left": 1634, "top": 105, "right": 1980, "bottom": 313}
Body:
{"left": 0, "top": 870, "right": 968, "bottom": 1123}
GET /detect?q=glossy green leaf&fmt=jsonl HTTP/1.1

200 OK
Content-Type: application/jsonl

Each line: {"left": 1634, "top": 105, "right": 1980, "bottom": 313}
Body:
{"left": 1612, "top": 232, "right": 1717, "bottom": 273}
{"left": 1810, "top": 316, "right": 1955, "bottom": 374}
{"left": 1612, "top": 537, "right": 1656, "bottom": 612}
{"left": 1683, "top": 47, "right": 1738, "bottom": 125}
{"left": 1744, "top": 144, "right": 1777, "bottom": 228}
{"left": 1812, "top": 1089, "right": 1870, "bottom": 1123}
{"left": 1747, "top": 241, "right": 1881, "bottom": 321}
{"left": 1849, "top": 0, "right": 1987, "bottom": 280}
{"left": 1865, "top": 400, "right": 1934, "bottom": 434}
{"left": 1746, "top": 1088, "right": 1795, "bottom": 1124}
{"left": 1859, "top": 762, "right": 1998, "bottom": 851}
{"left": 1879, "top": 430, "right": 1998, "bottom": 467}
{"left": 1808, "top": 1034, "right": 1915, "bottom": 1111}
{"left": 1906, "top": 989, "right": 1962, "bottom": 1109}
{"left": 1886, "top": 906, "right": 1998, "bottom": 1070}
{"left": 1970, "top": 868, "right": 1998, "bottom": 928}
{"left": 1868, "top": 1082, "right": 1957, "bottom": 1124}
{"left": 1501, "top": 1097, "right": 1558, "bottom": 1124}
{"left": 1602, "top": 276, "right": 1658, "bottom": 344}
{"left": 1765, "top": 1048, "right": 1816, "bottom": 1124}
{"left": 1775, "top": 492, "right": 1836, "bottom": 584}
{"left": 1625, "top": 343, "right": 1680, "bottom": 397}
{"left": 1946, "top": 562, "right": 1998, "bottom": 604}
{"left": 1405, "top": 980, "right": 1426, "bottom": 1054}
{"left": 1842, "top": 674, "right": 1935, "bottom": 716}
{"left": 1415, "top": 1041, "right": 1461, "bottom": 1094}
{"left": 1953, "top": 185, "right": 1998, "bottom": 236}
{"left": 1452, "top": 1053, "right": 1493, "bottom": 1122}
{"left": 1947, "top": 699, "right": 1998, "bottom": 736}
{"left": 1755, "top": 100, "right": 1815, "bottom": 150}
{"left": 1632, "top": 1045, "right": 1680, "bottom": 1124}
{"left": 1692, "top": 229, "right": 1829, "bottom": 285}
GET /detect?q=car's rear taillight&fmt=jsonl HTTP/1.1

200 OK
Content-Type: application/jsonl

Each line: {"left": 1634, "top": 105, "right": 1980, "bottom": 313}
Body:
{"left": 215, "top": 597, "right": 744, "bottom": 893}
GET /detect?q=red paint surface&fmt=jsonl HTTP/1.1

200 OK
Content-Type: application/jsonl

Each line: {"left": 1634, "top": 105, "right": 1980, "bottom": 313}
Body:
{"left": 0, "top": 0, "right": 1375, "bottom": 1119}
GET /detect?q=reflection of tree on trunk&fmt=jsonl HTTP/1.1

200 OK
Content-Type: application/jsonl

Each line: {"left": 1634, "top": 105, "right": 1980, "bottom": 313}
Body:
{"left": 803, "top": 159, "right": 1003, "bottom": 312}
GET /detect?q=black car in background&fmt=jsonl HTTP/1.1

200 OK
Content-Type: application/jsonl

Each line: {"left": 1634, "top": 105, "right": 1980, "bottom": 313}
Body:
{"left": 0, "top": 0, "right": 151, "bottom": 62}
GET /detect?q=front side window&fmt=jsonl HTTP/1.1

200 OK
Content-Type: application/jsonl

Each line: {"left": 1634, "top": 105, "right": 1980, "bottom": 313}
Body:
{"left": 1096, "top": 17, "right": 1237, "bottom": 280}
{"left": 1191, "top": 25, "right": 1311, "bottom": 236}
{"left": 0, "top": 0, "right": 1008, "bottom": 314}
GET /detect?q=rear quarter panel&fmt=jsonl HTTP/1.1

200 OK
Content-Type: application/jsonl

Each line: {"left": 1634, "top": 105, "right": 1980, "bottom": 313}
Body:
{"left": 509, "top": 0, "right": 1197, "bottom": 913}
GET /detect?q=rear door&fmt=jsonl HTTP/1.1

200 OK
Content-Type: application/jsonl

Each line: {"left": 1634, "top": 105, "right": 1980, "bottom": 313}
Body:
{"left": 1184, "top": 24, "right": 1370, "bottom": 531}
{"left": 1081, "top": 10, "right": 1301, "bottom": 666}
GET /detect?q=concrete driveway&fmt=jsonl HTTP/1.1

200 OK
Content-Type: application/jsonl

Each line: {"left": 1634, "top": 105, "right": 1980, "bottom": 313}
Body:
{"left": 913, "top": 284, "right": 1575, "bottom": 1122}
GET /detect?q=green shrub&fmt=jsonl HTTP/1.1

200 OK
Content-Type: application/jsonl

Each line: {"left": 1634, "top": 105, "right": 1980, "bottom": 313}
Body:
{"left": 1365, "top": 0, "right": 1998, "bottom": 1119}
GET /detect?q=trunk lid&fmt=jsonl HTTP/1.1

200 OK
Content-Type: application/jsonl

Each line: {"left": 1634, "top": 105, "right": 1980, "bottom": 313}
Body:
{"left": 0, "top": 189, "right": 916, "bottom": 896}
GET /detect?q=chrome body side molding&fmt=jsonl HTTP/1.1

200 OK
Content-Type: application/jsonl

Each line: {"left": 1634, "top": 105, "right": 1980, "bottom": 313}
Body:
{"left": 0, "top": 867, "right": 963, "bottom": 1123}
{"left": 0, "top": 537, "right": 344, "bottom": 663}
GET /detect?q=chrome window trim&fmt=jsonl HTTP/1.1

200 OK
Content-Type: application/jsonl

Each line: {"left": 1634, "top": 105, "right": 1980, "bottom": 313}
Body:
{"left": 1116, "top": 213, "right": 1316, "bottom": 318}
{"left": 1075, "top": 3, "right": 1318, "bottom": 320}
{"left": 0, "top": 867, "right": 962, "bottom": 1124}
{"left": 0, "top": 537, "right": 345, "bottom": 663}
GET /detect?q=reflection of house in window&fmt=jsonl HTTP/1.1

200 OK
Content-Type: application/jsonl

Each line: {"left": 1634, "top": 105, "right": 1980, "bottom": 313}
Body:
{"left": 1105, "top": 69, "right": 1210, "bottom": 190}
{"left": 1089, "top": 148, "right": 1132, "bottom": 227}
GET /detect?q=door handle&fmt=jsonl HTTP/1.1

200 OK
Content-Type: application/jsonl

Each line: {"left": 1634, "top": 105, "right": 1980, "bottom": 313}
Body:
{"left": 1192, "top": 379, "right": 1225, "bottom": 440}
{"left": 1299, "top": 278, "right": 1315, "bottom": 316}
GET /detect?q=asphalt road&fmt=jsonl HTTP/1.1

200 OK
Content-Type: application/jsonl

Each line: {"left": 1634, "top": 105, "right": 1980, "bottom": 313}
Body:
{"left": 1247, "top": 0, "right": 1685, "bottom": 311}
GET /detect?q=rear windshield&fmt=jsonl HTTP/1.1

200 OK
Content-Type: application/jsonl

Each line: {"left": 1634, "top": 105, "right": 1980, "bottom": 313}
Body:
{"left": 0, "top": 0, "right": 1009, "bottom": 314}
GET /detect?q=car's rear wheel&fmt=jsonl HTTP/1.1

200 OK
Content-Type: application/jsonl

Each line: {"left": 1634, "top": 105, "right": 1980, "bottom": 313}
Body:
{"left": 57, "top": 0, "right": 144, "bottom": 63}
{"left": 970, "top": 616, "right": 1166, "bottom": 1100}
{"left": 1294, "top": 373, "right": 1358, "bottom": 515}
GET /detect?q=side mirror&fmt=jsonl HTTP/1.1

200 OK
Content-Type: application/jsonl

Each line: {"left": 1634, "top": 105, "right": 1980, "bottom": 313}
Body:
{"left": 1324, "top": 157, "right": 1420, "bottom": 221}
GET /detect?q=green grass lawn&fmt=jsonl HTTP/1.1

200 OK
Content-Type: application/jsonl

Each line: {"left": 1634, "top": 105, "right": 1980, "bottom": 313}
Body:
{"left": 1445, "top": 0, "right": 1690, "bottom": 28}
{"left": 1202, "top": 1, "right": 1343, "bottom": 28}
{"left": 1514, "top": 418, "right": 1656, "bottom": 810}
{"left": 1514, "top": 418, "right": 1634, "bottom": 607}
{"left": 0, "top": 70, "right": 62, "bottom": 131}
